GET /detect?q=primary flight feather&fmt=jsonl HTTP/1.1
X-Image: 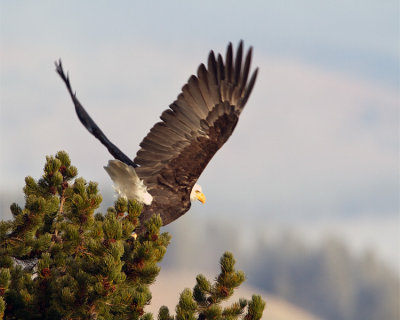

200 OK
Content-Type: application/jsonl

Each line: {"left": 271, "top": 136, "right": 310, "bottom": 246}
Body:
{"left": 56, "top": 41, "right": 258, "bottom": 229}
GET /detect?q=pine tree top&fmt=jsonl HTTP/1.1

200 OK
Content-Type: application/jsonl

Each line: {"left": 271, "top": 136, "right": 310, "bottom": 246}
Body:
{"left": 0, "top": 152, "right": 264, "bottom": 320}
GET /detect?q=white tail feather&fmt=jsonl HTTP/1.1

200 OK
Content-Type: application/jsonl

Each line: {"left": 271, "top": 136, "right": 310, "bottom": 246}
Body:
{"left": 104, "top": 160, "right": 153, "bottom": 205}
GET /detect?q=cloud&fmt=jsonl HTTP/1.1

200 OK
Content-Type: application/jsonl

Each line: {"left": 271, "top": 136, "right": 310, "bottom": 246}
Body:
{"left": 202, "top": 55, "right": 398, "bottom": 218}
{"left": 1, "top": 42, "right": 398, "bottom": 220}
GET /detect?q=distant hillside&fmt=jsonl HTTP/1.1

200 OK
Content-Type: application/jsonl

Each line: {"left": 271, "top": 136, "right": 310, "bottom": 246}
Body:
{"left": 147, "top": 270, "right": 322, "bottom": 320}
{"left": 161, "top": 220, "right": 400, "bottom": 320}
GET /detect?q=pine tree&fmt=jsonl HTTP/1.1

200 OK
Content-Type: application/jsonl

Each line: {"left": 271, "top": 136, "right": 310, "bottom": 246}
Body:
{"left": 0, "top": 151, "right": 265, "bottom": 319}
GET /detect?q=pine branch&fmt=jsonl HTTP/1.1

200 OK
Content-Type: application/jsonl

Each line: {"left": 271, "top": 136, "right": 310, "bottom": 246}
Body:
{"left": 159, "top": 252, "right": 265, "bottom": 320}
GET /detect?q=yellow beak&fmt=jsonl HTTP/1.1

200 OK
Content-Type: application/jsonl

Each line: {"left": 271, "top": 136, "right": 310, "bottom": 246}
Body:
{"left": 196, "top": 192, "right": 206, "bottom": 204}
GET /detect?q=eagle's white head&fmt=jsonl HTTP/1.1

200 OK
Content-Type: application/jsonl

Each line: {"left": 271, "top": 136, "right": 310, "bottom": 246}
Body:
{"left": 190, "top": 184, "right": 206, "bottom": 204}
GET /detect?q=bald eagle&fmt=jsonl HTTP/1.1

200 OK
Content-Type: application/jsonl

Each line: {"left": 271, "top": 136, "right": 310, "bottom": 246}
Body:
{"left": 56, "top": 41, "right": 258, "bottom": 228}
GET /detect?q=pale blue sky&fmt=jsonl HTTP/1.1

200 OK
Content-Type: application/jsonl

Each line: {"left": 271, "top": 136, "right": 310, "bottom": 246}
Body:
{"left": 1, "top": 1, "right": 398, "bottom": 86}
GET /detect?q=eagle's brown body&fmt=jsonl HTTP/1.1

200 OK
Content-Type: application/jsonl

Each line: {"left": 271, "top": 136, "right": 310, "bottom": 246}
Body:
{"left": 56, "top": 41, "right": 258, "bottom": 227}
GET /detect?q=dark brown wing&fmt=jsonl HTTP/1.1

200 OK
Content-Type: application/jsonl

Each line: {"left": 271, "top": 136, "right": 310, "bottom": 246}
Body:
{"left": 135, "top": 41, "right": 258, "bottom": 199}
{"left": 55, "top": 60, "right": 136, "bottom": 168}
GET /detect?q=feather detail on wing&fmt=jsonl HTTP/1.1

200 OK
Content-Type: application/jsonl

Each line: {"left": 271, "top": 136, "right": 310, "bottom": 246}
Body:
{"left": 135, "top": 41, "right": 258, "bottom": 193}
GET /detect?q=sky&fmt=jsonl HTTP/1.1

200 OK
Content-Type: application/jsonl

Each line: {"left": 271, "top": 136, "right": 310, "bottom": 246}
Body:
{"left": 1, "top": 1, "right": 399, "bottom": 270}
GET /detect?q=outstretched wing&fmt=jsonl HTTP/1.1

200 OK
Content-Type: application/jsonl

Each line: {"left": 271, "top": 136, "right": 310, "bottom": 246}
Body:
{"left": 135, "top": 41, "right": 258, "bottom": 195}
{"left": 55, "top": 61, "right": 136, "bottom": 168}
